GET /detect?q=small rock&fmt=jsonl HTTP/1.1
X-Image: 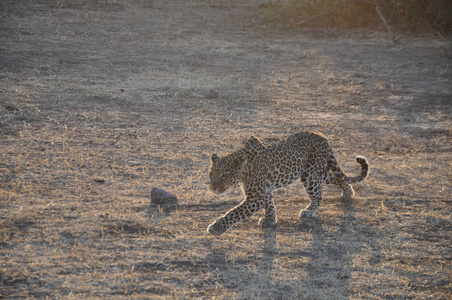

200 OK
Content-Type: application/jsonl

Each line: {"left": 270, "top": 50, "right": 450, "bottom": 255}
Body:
{"left": 151, "top": 187, "right": 178, "bottom": 206}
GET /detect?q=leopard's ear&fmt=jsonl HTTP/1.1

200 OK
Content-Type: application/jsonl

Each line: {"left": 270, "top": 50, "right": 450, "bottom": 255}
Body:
{"left": 245, "top": 136, "right": 266, "bottom": 149}
{"left": 211, "top": 154, "right": 220, "bottom": 163}
{"left": 246, "top": 136, "right": 260, "bottom": 145}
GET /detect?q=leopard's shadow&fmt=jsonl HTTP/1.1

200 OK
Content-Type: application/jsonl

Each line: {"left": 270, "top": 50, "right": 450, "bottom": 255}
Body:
{"left": 203, "top": 226, "right": 278, "bottom": 294}
{"left": 202, "top": 192, "right": 381, "bottom": 298}
{"left": 295, "top": 194, "right": 382, "bottom": 297}
{"left": 259, "top": 227, "right": 277, "bottom": 273}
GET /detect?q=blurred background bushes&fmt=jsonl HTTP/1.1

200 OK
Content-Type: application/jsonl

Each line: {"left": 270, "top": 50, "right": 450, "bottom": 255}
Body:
{"left": 262, "top": 0, "right": 452, "bottom": 35}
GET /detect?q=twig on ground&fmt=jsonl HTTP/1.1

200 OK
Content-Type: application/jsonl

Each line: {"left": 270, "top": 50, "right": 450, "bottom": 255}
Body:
{"left": 375, "top": 3, "right": 397, "bottom": 42}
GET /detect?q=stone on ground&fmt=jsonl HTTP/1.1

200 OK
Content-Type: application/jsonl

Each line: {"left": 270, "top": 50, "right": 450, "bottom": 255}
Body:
{"left": 151, "top": 187, "right": 178, "bottom": 206}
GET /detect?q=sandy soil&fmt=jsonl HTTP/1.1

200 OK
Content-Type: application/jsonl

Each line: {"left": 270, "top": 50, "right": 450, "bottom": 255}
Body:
{"left": 1, "top": 0, "right": 451, "bottom": 299}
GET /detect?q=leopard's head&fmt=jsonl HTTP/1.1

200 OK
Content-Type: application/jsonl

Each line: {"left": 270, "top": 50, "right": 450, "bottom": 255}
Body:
{"left": 209, "top": 152, "right": 246, "bottom": 194}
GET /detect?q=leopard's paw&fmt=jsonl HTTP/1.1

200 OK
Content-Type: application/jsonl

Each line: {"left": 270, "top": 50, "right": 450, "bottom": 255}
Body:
{"left": 258, "top": 217, "right": 277, "bottom": 228}
{"left": 341, "top": 186, "right": 355, "bottom": 200}
{"left": 299, "top": 209, "right": 317, "bottom": 218}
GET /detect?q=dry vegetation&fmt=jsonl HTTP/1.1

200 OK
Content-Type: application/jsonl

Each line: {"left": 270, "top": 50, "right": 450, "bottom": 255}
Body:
{"left": 1, "top": 0, "right": 451, "bottom": 299}
{"left": 261, "top": 0, "right": 452, "bottom": 35}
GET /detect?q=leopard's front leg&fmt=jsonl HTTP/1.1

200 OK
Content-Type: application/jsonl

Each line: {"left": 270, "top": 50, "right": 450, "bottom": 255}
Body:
{"left": 207, "top": 198, "right": 264, "bottom": 235}
{"left": 258, "top": 194, "right": 277, "bottom": 228}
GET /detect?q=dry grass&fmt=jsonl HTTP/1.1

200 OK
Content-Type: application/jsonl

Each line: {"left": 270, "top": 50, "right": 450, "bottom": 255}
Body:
{"left": 1, "top": 0, "right": 451, "bottom": 299}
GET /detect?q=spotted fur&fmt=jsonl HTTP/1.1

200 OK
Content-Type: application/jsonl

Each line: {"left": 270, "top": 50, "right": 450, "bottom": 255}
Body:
{"left": 207, "top": 131, "right": 369, "bottom": 236}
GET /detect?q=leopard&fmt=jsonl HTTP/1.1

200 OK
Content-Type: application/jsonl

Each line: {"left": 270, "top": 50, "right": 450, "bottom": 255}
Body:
{"left": 207, "top": 131, "right": 369, "bottom": 236}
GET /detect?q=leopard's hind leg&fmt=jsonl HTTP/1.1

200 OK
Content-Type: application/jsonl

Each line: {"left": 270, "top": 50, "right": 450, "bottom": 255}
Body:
{"left": 325, "top": 171, "right": 355, "bottom": 200}
{"left": 299, "top": 176, "right": 323, "bottom": 218}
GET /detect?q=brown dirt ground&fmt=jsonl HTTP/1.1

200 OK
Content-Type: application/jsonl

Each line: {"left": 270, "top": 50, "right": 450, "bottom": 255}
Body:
{"left": 1, "top": 0, "right": 451, "bottom": 299}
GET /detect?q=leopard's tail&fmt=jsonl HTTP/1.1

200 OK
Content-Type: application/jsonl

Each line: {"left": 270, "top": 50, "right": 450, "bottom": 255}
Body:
{"left": 328, "top": 155, "right": 369, "bottom": 184}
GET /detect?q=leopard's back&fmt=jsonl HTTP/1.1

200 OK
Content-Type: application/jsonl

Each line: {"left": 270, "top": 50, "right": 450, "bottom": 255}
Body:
{"left": 261, "top": 131, "right": 332, "bottom": 189}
